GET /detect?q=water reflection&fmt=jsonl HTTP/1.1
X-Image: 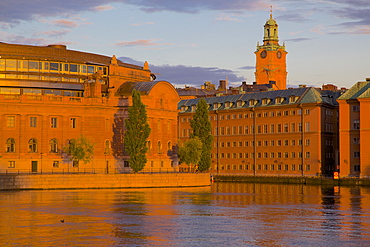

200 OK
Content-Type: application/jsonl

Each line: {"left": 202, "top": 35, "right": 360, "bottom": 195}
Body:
{"left": 0, "top": 184, "right": 369, "bottom": 246}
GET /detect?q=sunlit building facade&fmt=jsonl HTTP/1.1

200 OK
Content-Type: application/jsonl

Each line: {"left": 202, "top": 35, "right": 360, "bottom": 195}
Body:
{"left": 0, "top": 42, "right": 179, "bottom": 173}
{"left": 338, "top": 79, "right": 370, "bottom": 178}
{"left": 178, "top": 87, "right": 340, "bottom": 176}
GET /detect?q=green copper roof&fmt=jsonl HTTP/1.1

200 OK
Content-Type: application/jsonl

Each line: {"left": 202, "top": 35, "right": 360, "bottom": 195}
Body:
{"left": 337, "top": 81, "right": 370, "bottom": 100}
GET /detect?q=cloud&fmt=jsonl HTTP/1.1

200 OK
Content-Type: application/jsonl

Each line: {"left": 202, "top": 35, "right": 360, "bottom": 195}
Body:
{"left": 0, "top": 31, "right": 47, "bottom": 45}
{"left": 118, "top": 56, "right": 245, "bottom": 86}
{"left": 93, "top": 5, "right": 114, "bottom": 11}
{"left": 39, "top": 30, "right": 71, "bottom": 37}
{"left": 238, "top": 66, "right": 255, "bottom": 70}
{"left": 123, "top": 0, "right": 268, "bottom": 13}
{"left": 116, "top": 39, "right": 173, "bottom": 47}
{"left": 283, "top": 38, "right": 312, "bottom": 43}
{"left": 131, "top": 22, "right": 154, "bottom": 26}
{"left": 52, "top": 19, "right": 79, "bottom": 28}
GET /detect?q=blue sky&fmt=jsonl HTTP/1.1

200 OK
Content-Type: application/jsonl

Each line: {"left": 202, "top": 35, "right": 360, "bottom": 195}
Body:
{"left": 0, "top": 0, "right": 369, "bottom": 89}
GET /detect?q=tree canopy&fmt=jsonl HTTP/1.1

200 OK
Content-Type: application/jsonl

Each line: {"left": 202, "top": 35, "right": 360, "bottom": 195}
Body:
{"left": 124, "top": 89, "right": 151, "bottom": 172}
{"left": 63, "top": 135, "right": 94, "bottom": 166}
{"left": 178, "top": 137, "right": 202, "bottom": 168}
{"left": 190, "top": 98, "right": 213, "bottom": 172}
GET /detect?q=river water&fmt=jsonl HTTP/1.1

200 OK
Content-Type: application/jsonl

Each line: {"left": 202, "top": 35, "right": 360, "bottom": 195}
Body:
{"left": 1, "top": 182, "right": 369, "bottom": 246}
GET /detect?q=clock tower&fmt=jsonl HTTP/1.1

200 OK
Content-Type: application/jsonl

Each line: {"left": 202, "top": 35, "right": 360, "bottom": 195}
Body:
{"left": 255, "top": 10, "right": 287, "bottom": 90}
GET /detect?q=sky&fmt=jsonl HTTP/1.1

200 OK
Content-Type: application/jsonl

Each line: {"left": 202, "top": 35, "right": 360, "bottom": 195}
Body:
{"left": 0, "top": 0, "right": 369, "bottom": 89}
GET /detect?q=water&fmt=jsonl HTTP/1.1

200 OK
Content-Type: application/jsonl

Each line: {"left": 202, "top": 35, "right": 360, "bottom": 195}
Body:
{"left": 1, "top": 183, "right": 370, "bottom": 246}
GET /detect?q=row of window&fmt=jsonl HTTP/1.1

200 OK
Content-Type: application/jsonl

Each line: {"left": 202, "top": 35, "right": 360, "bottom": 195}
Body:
{"left": 5, "top": 138, "right": 111, "bottom": 154}
{"left": 0, "top": 87, "right": 83, "bottom": 97}
{"left": 214, "top": 151, "right": 311, "bottom": 159}
{"left": 181, "top": 109, "right": 311, "bottom": 122}
{"left": 0, "top": 59, "right": 108, "bottom": 76}
{"left": 215, "top": 139, "right": 310, "bottom": 148}
{"left": 218, "top": 164, "right": 311, "bottom": 171}
{"left": 6, "top": 116, "right": 79, "bottom": 129}
{"left": 7, "top": 160, "right": 61, "bottom": 168}
{"left": 181, "top": 122, "right": 311, "bottom": 137}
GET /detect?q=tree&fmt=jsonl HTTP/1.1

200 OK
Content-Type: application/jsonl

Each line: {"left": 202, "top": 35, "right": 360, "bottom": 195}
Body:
{"left": 124, "top": 89, "right": 151, "bottom": 172}
{"left": 178, "top": 137, "right": 202, "bottom": 170}
{"left": 63, "top": 135, "right": 94, "bottom": 167}
{"left": 190, "top": 98, "right": 213, "bottom": 172}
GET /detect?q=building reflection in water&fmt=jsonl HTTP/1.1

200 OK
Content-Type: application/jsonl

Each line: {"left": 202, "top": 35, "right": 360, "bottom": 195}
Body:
{"left": 0, "top": 184, "right": 369, "bottom": 246}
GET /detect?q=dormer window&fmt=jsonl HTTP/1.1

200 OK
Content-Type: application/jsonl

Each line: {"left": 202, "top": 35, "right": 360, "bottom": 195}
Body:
{"left": 275, "top": 97, "right": 284, "bottom": 104}
{"left": 225, "top": 102, "right": 231, "bottom": 108}
{"left": 289, "top": 96, "right": 298, "bottom": 103}
{"left": 213, "top": 102, "right": 221, "bottom": 109}
{"left": 191, "top": 105, "right": 196, "bottom": 111}
{"left": 249, "top": 99, "right": 257, "bottom": 106}
{"left": 236, "top": 100, "right": 244, "bottom": 107}
{"left": 262, "top": 98, "right": 270, "bottom": 105}
{"left": 180, "top": 106, "right": 187, "bottom": 112}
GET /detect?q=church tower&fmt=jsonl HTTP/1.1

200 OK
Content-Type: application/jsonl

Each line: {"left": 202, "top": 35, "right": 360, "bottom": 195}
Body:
{"left": 255, "top": 9, "right": 287, "bottom": 90}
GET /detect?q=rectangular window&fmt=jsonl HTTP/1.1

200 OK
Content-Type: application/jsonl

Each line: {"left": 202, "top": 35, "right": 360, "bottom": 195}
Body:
{"left": 291, "top": 123, "right": 295, "bottom": 132}
{"left": 305, "top": 109, "right": 310, "bottom": 115}
{"left": 277, "top": 140, "right": 282, "bottom": 146}
{"left": 244, "top": 141, "right": 249, "bottom": 147}
{"left": 238, "top": 126, "right": 243, "bottom": 135}
{"left": 284, "top": 164, "right": 289, "bottom": 170}
{"left": 278, "top": 164, "right": 282, "bottom": 170}
{"left": 7, "top": 116, "right": 15, "bottom": 127}
{"left": 292, "top": 164, "right": 296, "bottom": 171}
{"left": 354, "top": 152, "right": 360, "bottom": 158}
{"left": 353, "top": 120, "right": 360, "bottom": 130}
{"left": 270, "top": 140, "right": 275, "bottom": 146}
{"left": 354, "top": 138, "right": 360, "bottom": 144}
{"left": 284, "top": 152, "right": 289, "bottom": 158}
{"left": 264, "top": 125, "right": 268, "bottom": 133}
{"left": 352, "top": 105, "right": 360, "bottom": 112}
{"left": 291, "top": 152, "right": 296, "bottom": 158}
{"left": 298, "top": 123, "right": 302, "bottom": 132}
{"left": 8, "top": 161, "right": 15, "bottom": 168}
{"left": 245, "top": 126, "right": 249, "bottom": 134}
{"left": 71, "top": 117, "right": 77, "bottom": 129}
{"left": 306, "top": 152, "right": 310, "bottom": 158}
{"left": 270, "top": 124, "right": 275, "bottom": 133}
{"left": 305, "top": 139, "right": 310, "bottom": 146}
{"left": 277, "top": 124, "right": 282, "bottom": 133}
{"left": 284, "top": 140, "right": 289, "bottom": 146}
{"left": 30, "top": 117, "right": 37, "bottom": 128}
{"left": 53, "top": 161, "right": 59, "bottom": 168}
{"left": 257, "top": 125, "right": 262, "bottom": 134}
{"left": 291, "top": 140, "right": 296, "bottom": 146}
{"left": 264, "top": 152, "right": 268, "bottom": 158}
{"left": 277, "top": 152, "right": 282, "bottom": 158}
{"left": 306, "top": 164, "right": 310, "bottom": 171}
{"left": 51, "top": 117, "right": 58, "bottom": 128}
{"left": 270, "top": 152, "right": 275, "bottom": 158}
{"left": 354, "top": 164, "right": 360, "bottom": 172}
{"left": 305, "top": 122, "right": 310, "bottom": 132}
{"left": 298, "top": 165, "right": 303, "bottom": 171}
{"left": 284, "top": 123, "right": 289, "bottom": 132}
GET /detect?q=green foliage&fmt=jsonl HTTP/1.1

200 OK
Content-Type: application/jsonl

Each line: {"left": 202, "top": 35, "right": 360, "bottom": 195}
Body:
{"left": 190, "top": 98, "right": 213, "bottom": 172}
{"left": 63, "top": 135, "right": 94, "bottom": 165}
{"left": 124, "top": 89, "right": 151, "bottom": 172}
{"left": 178, "top": 137, "right": 203, "bottom": 167}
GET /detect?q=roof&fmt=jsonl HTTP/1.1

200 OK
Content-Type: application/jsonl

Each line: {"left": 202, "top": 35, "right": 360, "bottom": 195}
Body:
{"left": 337, "top": 81, "right": 370, "bottom": 100}
{"left": 115, "top": 80, "right": 175, "bottom": 97}
{"left": 0, "top": 42, "right": 143, "bottom": 70}
{"left": 178, "top": 87, "right": 340, "bottom": 112}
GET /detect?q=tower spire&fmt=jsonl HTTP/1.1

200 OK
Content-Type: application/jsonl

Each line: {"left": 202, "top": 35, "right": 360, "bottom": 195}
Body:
{"left": 270, "top": 5, "right": 273, "bottom": 18}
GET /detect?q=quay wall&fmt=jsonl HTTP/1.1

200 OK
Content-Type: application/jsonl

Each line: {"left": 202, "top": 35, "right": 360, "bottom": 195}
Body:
{"left": 214, "top": 175, "right": 370, "bottom": 187}
{"left": 0, "top": 173, "right": 211, "bottom": 191}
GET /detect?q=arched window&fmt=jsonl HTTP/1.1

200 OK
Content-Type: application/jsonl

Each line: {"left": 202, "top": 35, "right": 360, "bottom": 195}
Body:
{"left": 147, "top": 140, "right": 151, "bottom": 152}
{"left": 104, "top": 140, "right": 110, "bottom": 154}
{"left": 49, "top": 138, "right": 58, "bottom": 153}
{"left": 6, "top": 138, "right": 15, "bottom": 153}
{"left": 28, "top": 138, "right": 37, "bottom": 153}
{"left": 167, "top": 141, "right": 171, "bottom": 151}
{"left": 157, "top": 141, "right": 162, "bottom": 154}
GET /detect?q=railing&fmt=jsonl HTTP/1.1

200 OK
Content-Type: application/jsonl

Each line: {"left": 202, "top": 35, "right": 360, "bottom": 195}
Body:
{"left": 0, "top": 168, "right": 196, "bottom": 175}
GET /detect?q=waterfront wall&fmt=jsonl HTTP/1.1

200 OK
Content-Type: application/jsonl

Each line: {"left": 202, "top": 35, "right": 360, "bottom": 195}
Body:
{"left": 214, "top": 175, "right": 370, "bottom": 187}
{"left": 0, "top": 173, "right": 210, "bottom": 190}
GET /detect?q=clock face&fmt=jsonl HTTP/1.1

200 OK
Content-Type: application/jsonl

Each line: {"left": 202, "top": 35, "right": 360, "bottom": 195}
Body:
{"left": 277, "top": 51, "right": 282, "bottom": 59}
{"left": 260, "top": 50, "right": 267, "bottom": 59}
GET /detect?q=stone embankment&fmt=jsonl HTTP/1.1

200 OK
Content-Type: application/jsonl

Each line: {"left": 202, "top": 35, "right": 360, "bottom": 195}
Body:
{"left": 0, "top": 173, "right": 211, "bottom": 190}
{"left": 214, "top": 175, "right": 370, "bottom": 186}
